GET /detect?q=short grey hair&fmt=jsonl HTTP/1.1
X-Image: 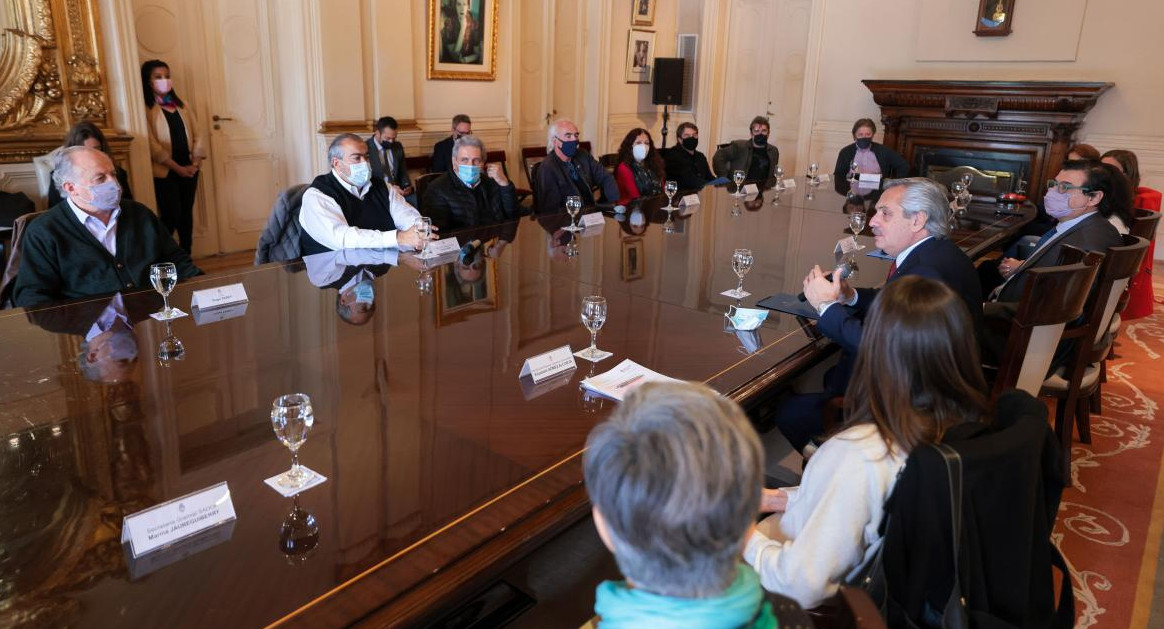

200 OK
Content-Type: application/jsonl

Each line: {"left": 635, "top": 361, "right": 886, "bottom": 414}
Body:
{"left": 546, "top": 119, "right": 575, "bottom": 153}
{"left": 882, "top": 177, "right": 953, "bottom": 238}
{"left": 52, "top": 146, "right": 97, "bottom": 197}
{"left": 453, "top": 134, "right": 485, "bottom": 160}
{"left": 583, "top": 381, "right": 763, "bottom": 598}
{"left": 327, "top": 133, "right": 364, "bottom": 165}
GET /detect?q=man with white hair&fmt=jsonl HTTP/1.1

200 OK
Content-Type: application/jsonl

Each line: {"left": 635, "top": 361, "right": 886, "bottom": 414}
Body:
{"left": 13, "top": 146, "right": 201, "bottom": 307}
{"left": 534, "top": 119, "right": 618, "bottom": 216}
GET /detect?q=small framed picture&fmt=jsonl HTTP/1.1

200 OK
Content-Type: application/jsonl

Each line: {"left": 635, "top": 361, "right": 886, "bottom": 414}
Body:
{"left": 631, "top": 0, "right": 656, "bottom": 26}
{"left": 974, "top": 0, "right": 1015, "bottom": 37}
{"left": 625, "top": 29, "right": 655, "bottom": 84}
{"left": 621, "top": 237, "right": 644, "bottom": 281}
{"left": 427, "top": 0, "right": 500, "bottom": 80}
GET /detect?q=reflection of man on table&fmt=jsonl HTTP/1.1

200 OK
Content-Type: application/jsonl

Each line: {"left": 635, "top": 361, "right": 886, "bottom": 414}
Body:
{"left": 27, "top": 291, "right": 155, "bottom": 383}
{"left": 441, "top": 0, "right": 482, "bottom": 64}
{"left": 304, "top": 249, "right": 400, "bottom": 326}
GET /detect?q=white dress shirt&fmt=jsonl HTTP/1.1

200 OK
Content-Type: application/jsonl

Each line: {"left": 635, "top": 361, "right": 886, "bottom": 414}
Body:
{"left": 85, "top": 293, "right": 130, "bottom": 342}
{"left": 303, "top": 248, "right": 400, "bottom": 288}
{"left": 68, "top": 197, "right": 120, "bottom": 256}
{"left": 298, "top": 170, "right": 421, "bottom": 251}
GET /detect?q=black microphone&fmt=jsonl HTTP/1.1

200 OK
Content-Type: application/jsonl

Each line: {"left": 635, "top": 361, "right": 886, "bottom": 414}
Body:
{"left": 798, "top": 261, "right": 853, "bottom": 302}
{"left": 459, "top": 239, "right": 483, "bottom": 265}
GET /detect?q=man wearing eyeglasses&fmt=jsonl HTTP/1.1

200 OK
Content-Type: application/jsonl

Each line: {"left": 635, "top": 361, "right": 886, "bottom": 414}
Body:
{"left": 988, "top": 160, "right": 1123, "bottom": 304}
{"left": 534, "top": 119, "right": 619, "bottom": 216}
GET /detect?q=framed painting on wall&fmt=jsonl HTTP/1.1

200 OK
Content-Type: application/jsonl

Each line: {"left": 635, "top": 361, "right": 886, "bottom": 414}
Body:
{"left": 631, "top": 0, "right": 656, "bottom": 26}
{"left": 974, "top": 0, "right": 1015, "bottom": 37}
{"left": 625, "top": 29, "right": 655, "bottom": 84}
{"left": 427, "top": 0, "right": 500, "bottom": 80}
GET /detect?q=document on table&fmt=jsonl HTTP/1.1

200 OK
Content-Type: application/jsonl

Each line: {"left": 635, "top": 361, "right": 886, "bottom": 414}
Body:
{"left": 579, "top": 359, "right": 681, "bottom": 401}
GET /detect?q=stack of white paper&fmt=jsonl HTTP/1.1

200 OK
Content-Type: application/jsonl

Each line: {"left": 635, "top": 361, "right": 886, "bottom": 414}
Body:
{"left": 579, "top": 359, "right": 681, "bottom": 402}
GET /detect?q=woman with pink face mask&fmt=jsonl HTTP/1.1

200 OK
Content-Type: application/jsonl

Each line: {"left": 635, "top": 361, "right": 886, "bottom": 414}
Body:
{"left": 142, "top": 59, "right": 206, "bottom": 253}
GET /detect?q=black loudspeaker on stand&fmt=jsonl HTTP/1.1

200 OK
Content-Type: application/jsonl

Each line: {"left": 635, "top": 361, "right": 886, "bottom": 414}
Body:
{"left": 652, "top": 58, "right": 684, "bottom": 149}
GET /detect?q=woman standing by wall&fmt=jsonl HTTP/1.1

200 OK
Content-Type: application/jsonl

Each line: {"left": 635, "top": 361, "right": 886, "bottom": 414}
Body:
{"left": 142, "top": 59, "right": 206, "bottom": 253}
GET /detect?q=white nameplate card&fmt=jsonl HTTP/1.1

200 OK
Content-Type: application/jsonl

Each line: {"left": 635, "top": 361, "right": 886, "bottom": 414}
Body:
{"left": 190, "top": 283, "right": 248, "bottom": 311}
{"left": 835, "top": 237, "right": 862, "bottom": 257}
{"left": 858, "top": 173, "right": 882, "bottom": 185}
{"left": 519, "top": 345, "right": 578, "bottom": 383}
{"left": 193, "top": 301, "right": 248, "bottom": 326}
{"left": 419, "top": 237, "right": 461, "bottom": 259}
{"left": 121, "top": 481, "right": 236, "bottom": 558}
{"left": 581, "top": 212, "right": 606, "bottom": 228}
{"left": 679, "top": 194, "right": 701, "bottom": 207}
{"left": 742, "top": 183, "right": 760, "bottom": 195}
{"left": 782, "top": 178, "right": 797, "bottom": 188}
{"left": 519, "top": 368, "right": 576, "bottom": 401}
{"left": 818, "top": 173, "right": 832, "bottom": 182}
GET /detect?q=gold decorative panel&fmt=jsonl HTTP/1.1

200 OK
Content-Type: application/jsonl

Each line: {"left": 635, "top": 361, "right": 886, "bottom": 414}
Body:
{"left": 0, "top": 0, "right": 125, "bottom": 164}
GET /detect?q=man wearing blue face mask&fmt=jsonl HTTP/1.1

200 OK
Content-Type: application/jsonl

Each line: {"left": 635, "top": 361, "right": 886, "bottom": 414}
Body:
{"left": 421, "top": 135, "right": 518, "bottom": 233}
{"left": 299, "top": 133, "right": 432, "bottom": 256}
{"left": 13, "top": 146, "right": 202, "bottom": 307}
{"left": 534, "top": 119, "right": 619, "bottom": 216}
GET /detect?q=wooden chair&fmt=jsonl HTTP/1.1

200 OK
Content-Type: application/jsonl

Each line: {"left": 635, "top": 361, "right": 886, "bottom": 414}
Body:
{"left": 991, "top": 255, "right": 1103, "bottom": 399}
{"left": 485, "top": 149, "right": 531, "bottom": 205}
{"left": 1130, "top": 208, "right": 1162, "bottom": 240}
{"left": 1040, "top": 235, "right": 1148, "bottom": 475}
{"left": 599, "top": 153, "right": 619, "bottom": 172}
{"left": 0, "top": 210, "right": 48, "bottom": 309}
{"left": 412, "top": 172, "right": 444, "bottom": 211}
{"left": 529, "top": 161, "right": 543, "bottom": 212}
{"left": 405, "top": 154, "right": 433, "bottom": 176}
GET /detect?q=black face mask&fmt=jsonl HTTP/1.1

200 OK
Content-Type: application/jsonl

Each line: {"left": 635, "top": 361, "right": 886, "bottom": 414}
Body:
{"left": 681, "top": 136, "right": 699, "bottom": 151}
{"left": 752, "top": 133, "right": 768, "bottom": 146}
{"left": 381, "top": 139, "right": 397, "bottom": 149}
{"left": 855, "top": 137, "right": 873, "bottom": 150}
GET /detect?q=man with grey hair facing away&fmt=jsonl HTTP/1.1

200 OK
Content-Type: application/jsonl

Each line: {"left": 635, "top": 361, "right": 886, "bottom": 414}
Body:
{"left": 13, "top": 146, "right": 201, "bottom": 307}
{"left": 299, "top": 133, "right": 432, "bottom": 256}
{"left": 776, "top": 177, "right": 983, "bottom": 453}
{"left": 582, "top": 381, "right": 777, "bottom": 629}
{"left": 534, "top": 119, "right": 618, "bottom": 216}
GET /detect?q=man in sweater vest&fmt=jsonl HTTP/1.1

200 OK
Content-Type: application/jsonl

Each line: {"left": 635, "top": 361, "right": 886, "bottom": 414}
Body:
{"left": 299, "top": 133, "right": 433, "bottom": 256}
{"left": 13, "top": 147, "right": 201, "bottom": 308}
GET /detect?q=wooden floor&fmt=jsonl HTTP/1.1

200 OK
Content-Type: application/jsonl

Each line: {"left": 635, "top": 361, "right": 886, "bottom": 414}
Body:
{"left": 193, "top": 250, "right": 256, "bottom": 274}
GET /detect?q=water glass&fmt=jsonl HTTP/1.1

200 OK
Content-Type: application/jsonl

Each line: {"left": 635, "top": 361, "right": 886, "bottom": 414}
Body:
{"left": 149, "top": 262, "right": 179, "bottom": 319}
{"left": 849, "top": 211, "right": 867, "bottom": 242}
{"left": 774, "top": 165, "right": 786, "bottom": 191}
{"left": 156, "top": 321, "right": 185, "bottom": 366}
{"left": 565, "top": 195, "right": 583, "bottom": 232}
{"left": 270, "top": 393, "right": 315, "bottom": 489}
{"left": 848, "top": 160, "right": 860, "bottom": 182}
{"left": 665, "top": 180, "right": 679, "bottom": 207}
{"left": 808, "top": 163, "right": 820, "bottom": 186}
{"left": 579, "top": 296, "right": 608, "bottom": 360}
{"left": 732, "top": 170, "right": 746, "bottom": 196}
{"left": 414, "top": 217, "right": 433, "bottom": 257}
{"left": 728, "top": 249, "right": 754, "bottom": 298}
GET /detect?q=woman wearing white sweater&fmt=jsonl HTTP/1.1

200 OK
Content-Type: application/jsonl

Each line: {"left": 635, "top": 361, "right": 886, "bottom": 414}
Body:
{"left": 744, "top": 276, "right": 991, "bottom": 608}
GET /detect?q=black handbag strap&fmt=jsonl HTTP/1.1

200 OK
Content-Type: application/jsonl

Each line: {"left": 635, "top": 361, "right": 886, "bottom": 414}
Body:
{"left": 933, "top": 443, "right": 970, "bottom": 629}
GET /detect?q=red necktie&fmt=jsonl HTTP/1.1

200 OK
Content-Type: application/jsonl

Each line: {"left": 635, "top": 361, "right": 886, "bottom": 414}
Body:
{"left": 886, "top": 262, "right": 897, "bottom": 281}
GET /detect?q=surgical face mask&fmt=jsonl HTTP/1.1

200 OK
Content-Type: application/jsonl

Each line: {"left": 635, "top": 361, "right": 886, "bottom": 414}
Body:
{"left": 353, "top": 280, "right": 375, "bottom": 304}
{"left": 1043, "top": 188, "right": 1078, "bottom": 219}
{"left": 632, "top": 144, "right": 649, "bottom": 162}
{"left": 76, "top": 179, "right": 122, "bottom": 211}
{"left": 752, "top": 133, "right": 768, "bottom": 146}
{"left": 855, "top": 137, "right": 873, "bottom": 150}
{"left": 725, "top": 306, "right": 769, "bottom": 331}
{"left": 346, "top": 161, "right": 371, "bottom": 187}
{"left": 681, "top": 136, "right": 698, "bottom": 151}
{"left": 629, "top": 210, "right": 645, "bottom": 227}
{"left": 457, "top": 164, "right": 482, "bottom": 186}
{"left": 558, "top": 139, "right": 579, "bottom": 158}
{"left": 152, "top": 78, "right": 172, "bottom": 94}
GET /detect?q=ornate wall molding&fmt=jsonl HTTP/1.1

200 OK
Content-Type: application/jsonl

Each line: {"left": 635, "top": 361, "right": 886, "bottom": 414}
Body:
{"left": 0, "top": 0, "right": 118, "bottom": 162}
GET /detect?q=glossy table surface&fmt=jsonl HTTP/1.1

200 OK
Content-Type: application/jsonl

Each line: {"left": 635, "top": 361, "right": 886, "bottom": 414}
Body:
{"left": 0, "top": 182, "right": 1031, "bottom": 628}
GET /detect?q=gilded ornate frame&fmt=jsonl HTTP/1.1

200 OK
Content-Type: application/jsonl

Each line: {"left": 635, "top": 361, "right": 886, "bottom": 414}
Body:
{"left": 426, "top": 0, "right": 499, "bottom": 81}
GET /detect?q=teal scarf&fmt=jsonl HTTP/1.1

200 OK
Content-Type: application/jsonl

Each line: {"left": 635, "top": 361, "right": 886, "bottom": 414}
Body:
{"left": 593, "top": 564, "right": 777, "bottom": 629}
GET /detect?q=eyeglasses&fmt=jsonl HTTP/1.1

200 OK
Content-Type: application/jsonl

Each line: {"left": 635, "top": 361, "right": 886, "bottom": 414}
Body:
{"left": 1046, "top": 179, "right": 1092, "bottom": 195}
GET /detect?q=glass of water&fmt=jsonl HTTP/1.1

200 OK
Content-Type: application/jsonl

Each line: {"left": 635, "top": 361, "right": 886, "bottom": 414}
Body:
{"left": 774, "top": 165, "right": 786, "bottom": 191}
{"left": 270, "top": 393, "right": 316, "bottom": 490}
{"left": 728, "top": 249, "right": 754, "bottom": 298}
{"left": 579, "top": 296, "right": 608, "bottom": 361}
{"left": 848, "top": 160, "right": 860, "bottom": 182}
{"left": 732, "top": 170, "right": 746, "bottom": 196}
{"left": 665, "top": 180, "right": 679, "bottom": 207}
{"left": 960, "top": 172, "right": 974, "bottom": 189}
{"left": 414, "top": 217, "right": 433, "bottom": 257}
{"left": 849, "top": 210, "right": 868, "bottom": 246}
{"left": 808, "top": 163, "right": 820, "bottom": 186}
{"left": 565, "top": 195, "right": 583, "bottom": 232}
{"left": 156, "top": 320, "right": 185, "bottom": 366}
{"left": 149, "top": 262, "right": 179, "bottom": 320}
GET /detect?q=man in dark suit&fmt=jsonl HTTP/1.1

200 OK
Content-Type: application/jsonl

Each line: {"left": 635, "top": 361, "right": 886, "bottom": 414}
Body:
{"left": 13, "top": 147, "right": 202, "bottom": 308}
{"left": 712, "top": 115, "right": 780, "bottom": 182}
{"left": 832, "top": 118, "right": 909, "bottom": 181}
{"left": 534, "top": 119, "right": 619, "bottom": 215}
{"left": 662, "top": 122, "right": 714, "bottom": 190}
{"left": 431, "top": 114, "right": 472, "bottom": 173}
{"left": 779, "top": 178, "right": 982, "bottom": 451}
{"left": 422, "top": 135, "right": 519, "bottom": 232}
{"left": 366, "top": 116, "right": 414, "bottom": 205}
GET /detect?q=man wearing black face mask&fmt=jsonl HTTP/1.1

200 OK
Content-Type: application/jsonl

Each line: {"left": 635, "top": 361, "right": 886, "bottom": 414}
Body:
{"left": 712, "top": 116, "right": 780, "bottom": 183}
{"left": 534, "top": 119, "right": 619, "bottom": 216}
{"left": 432, "top": 114, "right": 472, "bottom": 173}
{"left": 663, "top": 122, "right": 714, "bottom": 191}
{"left": 367, "top": 116, "right": 414, "bottom": 202}
{"left": 832, "top": 118, "right": 909, "bottom": 181}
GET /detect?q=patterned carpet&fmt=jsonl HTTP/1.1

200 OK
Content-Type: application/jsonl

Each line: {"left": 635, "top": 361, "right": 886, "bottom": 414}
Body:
{"left": 1054, "top": 276, "right": 1164, "bottom": 629}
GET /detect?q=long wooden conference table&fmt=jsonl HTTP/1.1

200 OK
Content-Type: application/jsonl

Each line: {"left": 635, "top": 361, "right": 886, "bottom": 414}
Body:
{"left": 0, "top": 181, "right": 1031, "bottom": 628}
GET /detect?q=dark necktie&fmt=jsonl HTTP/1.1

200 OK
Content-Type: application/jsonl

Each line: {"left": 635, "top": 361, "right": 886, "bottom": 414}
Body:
{"left": 566, "top": 161, "right": 594, "bottom": 205}
{"left": 886, "top": 261, "right": 897, "bottom": 281}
